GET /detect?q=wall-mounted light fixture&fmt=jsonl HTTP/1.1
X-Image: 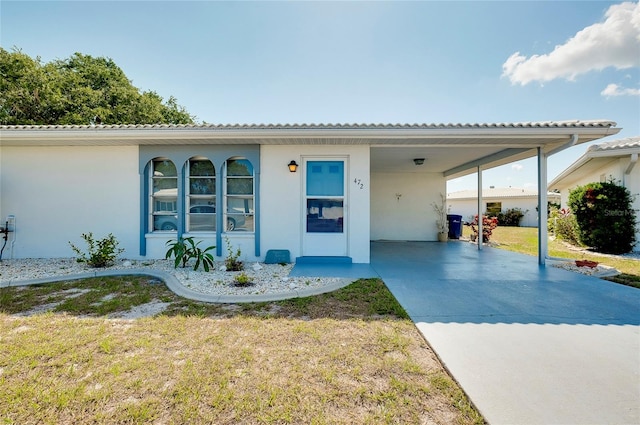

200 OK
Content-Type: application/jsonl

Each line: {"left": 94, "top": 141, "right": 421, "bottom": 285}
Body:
{"left": 288, "top": 160, "right": 299, "bottom": 172}
{"left": 413, "top": 158, "right": 425, "bottom": 165}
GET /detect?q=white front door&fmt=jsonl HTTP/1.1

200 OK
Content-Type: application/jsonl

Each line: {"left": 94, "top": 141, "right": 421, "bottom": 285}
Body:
{"left": 302, "top": 159, "right": 347, "bottom": 256}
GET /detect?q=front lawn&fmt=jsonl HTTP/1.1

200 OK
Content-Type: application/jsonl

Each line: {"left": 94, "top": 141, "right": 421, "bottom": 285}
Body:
{"left": 0, "top": 277, "right": 484, "bottom": 424}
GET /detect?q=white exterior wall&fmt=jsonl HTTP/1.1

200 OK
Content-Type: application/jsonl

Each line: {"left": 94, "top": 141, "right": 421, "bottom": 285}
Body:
{"left": 370, "top": 172, "right": 445, "bottom": 241}
{"left": 556, "top": 157, "right": 640, "bottom": 251}
{"left": 0, "top": 146, "right": 140, "bottom": 259}
{"left": 447, "top": 196, "right": 554, "bottom": 227}
{"left": 558, "top": 157, "right": 640, "bottom": 209}
{"left": 260, "top": 145, "right": 371, "bottom": 263}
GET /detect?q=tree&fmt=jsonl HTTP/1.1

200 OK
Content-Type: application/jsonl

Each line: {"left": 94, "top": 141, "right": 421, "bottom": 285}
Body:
{"left": 568, "top": 180, "right": 637, "bottom": 254}
{"left": 0, "top": 48, "right": 195, "bottom": 125}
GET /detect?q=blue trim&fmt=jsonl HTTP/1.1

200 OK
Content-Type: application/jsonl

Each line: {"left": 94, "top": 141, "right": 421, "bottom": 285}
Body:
{"left": 178, "top": 162, "right": 186, "bottom": 237}
{"left": 295, "top": 256, "right": 352, "bottom": 264}
{"left": 253, "top": 166, "right": 261, "bottom": 257}
{"left": 139, "top": 145, "right": 260, "bottom": 259}
{"left": 139, "top": 161, "right": 149, "bottom": 256}
{"left": 215, "top": 166, "right": 223, "bottom": 257}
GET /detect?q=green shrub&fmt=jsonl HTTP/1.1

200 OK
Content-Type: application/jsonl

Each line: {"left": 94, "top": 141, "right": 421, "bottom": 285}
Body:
{"left": 224, "top": 236, "right": 244, "bottom": 271}
{"left": 548, "top": 207, "right": 582, "bottom": 246}
{"left": 232, "top": 272, "right": 252, "bottom": 286}
{"left": 69, "top": 233, "right": 124, "bottom": 268}
{"left": 165, "top": 237, "right": 215, "bottom": 271}
{"left": 496, "top": 208, "right": 526, "bottom": 227}
{"left": 568, "top": 181, "right": 637, "bottom": 254}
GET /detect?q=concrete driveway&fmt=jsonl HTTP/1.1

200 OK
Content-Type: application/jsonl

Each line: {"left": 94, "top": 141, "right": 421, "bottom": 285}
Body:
{"left": 370, "top": 241, "right": 640, "bottom": 425}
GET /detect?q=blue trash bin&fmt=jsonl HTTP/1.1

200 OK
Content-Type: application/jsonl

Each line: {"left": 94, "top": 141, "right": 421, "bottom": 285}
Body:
{"left": 447, "top": 214, "right": 463, "bottom": 239}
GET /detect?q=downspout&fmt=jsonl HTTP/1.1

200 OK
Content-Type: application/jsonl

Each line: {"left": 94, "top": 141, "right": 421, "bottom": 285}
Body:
{"left": 547, "top": 133, "right": 578, "bottom": 157}
{"left": 624, "top": 153, "right": 638, "bottom": 185}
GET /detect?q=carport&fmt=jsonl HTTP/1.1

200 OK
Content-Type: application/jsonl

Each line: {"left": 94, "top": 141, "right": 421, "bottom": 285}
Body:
{"left": 369, "top": 121, "right": 620, "bottom": 264}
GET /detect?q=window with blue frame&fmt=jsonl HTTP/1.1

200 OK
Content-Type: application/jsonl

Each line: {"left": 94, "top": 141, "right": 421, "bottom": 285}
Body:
{"left": 151, "top": 159, "right": 178, "bottom": 231}
{"left": 225, "top": 158, "right": 254, "bottom": 232}
{"left": 187, "top": 158, "right": 216, "bottom": 232}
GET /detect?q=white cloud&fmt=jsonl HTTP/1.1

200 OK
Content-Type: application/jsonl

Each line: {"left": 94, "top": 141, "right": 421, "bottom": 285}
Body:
{"left": 502, "top": 2, "right": 640, "bottom": 85}
{"left": 601, "top": 83, "right": 640, "bottom": 96}
{"left": 511, "top": 163, "right": 524, "bottom": 171}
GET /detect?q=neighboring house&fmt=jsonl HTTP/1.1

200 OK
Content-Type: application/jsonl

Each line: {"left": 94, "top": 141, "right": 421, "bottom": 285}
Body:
{"left": 548, "top": 136, "right": 640, "bottom": 251}
{"left": 0, "top": 121, "right": 619, "bottom": 263}
{"left": 447, "top": 187, "right": 560, "bottom": 227}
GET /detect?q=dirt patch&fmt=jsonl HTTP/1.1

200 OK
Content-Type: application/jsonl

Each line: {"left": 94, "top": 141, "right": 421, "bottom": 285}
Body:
{"left": 107, "top": 300, "right": 172, "bottom": 319}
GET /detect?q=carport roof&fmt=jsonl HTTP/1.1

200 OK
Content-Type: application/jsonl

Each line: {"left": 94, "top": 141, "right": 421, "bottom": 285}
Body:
{"left": 0, "top": 120, "right": 621, "bottom": 178}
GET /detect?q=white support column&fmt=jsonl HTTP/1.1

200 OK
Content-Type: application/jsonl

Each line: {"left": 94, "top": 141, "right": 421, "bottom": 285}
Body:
{"left": 477, "top": 166, "right": 483, "bottom": 250}
{"left": 538, "top": 147, "right": 548, "bottom": 265}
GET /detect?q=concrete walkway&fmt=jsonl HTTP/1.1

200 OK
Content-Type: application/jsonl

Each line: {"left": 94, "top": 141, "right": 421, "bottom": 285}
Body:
{"left": 368, "top": 241, "right": 640, "bottom": 425}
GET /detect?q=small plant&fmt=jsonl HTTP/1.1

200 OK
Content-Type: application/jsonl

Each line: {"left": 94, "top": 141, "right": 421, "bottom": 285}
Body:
{"left": 470, "top": 215, "right": 498, "bottom": 243}
{"left": 232, "top": 272, "right": 252, "bottom": 287}
{"left": 69, "top": 232, "right": 124, "bottom": 268}
{"left": 224, "top": 236, "right": 244, "bottom": 271}
{"left": 431, "top": 193, "right": 449, "bottom": 235}
{"left": 165, "top": 237, "right": 215, "bottom": 271}
{"left": 548, "top": 207, "right": 582, "bottom": 246}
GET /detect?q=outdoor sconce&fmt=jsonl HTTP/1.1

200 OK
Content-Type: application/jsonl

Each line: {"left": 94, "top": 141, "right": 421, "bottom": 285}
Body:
{"left": 413, "top": 158, "right": 425, "bottom": 165}
{"left": 288, "top": 160, "right": 299, "bottom": 172}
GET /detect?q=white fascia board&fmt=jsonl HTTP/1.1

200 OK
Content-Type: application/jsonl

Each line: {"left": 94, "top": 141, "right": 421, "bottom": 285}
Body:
{"left": 0, "top": 124, "right": 621, "bottom": 146}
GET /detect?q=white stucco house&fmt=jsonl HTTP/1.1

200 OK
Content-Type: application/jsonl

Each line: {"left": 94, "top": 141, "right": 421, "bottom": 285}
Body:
{"left": 548, "top": 136, "right": 640, "bottom": 251}
{"left": 0, "top": 121, "right": 620, "bottom": 263}
{"left": 447, "top": 187, "right": 561, "bottom": 227}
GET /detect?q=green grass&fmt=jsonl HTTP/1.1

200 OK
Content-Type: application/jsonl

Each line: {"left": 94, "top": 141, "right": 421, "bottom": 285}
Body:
{"left": 464, "top": 225, "right": 640, "bottom": 285}
{"left": 0, "top": 276, "right": 484, "bottom": 424}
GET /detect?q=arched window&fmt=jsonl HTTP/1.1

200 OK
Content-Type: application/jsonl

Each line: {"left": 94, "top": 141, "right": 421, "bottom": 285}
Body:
{"left": 225, "top": 158, "right": 254, "bottom": 232}
{"left": 187, "top": 158, "right": 216, "bottom": 232}
{"left": 151, "top": 159, "right": 178, "bottom": 231}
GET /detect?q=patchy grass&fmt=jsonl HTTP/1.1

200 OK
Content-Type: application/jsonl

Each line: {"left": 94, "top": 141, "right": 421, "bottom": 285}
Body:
{"left": 603, "top": 273, "right": 640, "bottom": 289}
{"left": 0, "top": 277, "right": 484, "bottom": 424}
{"left": 464, "top": 225, "right": 640, "bottom": 282}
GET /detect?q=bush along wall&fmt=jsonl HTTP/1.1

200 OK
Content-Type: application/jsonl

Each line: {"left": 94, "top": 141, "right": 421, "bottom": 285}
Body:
{"left": 568, "top": 181, "right": 637, "bottom": 254}
{"left": 495, "top": 208, "right": 526, "bottom": 227}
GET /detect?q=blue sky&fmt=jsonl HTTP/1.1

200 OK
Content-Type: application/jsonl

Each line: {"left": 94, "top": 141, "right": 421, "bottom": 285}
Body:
{"left": 2, "top": 1, "right": 639, "bottom": 191}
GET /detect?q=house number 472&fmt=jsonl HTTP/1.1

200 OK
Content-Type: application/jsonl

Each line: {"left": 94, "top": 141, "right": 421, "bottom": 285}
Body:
{"left": 353, "top": 178, "right": 364, "bottom": 189}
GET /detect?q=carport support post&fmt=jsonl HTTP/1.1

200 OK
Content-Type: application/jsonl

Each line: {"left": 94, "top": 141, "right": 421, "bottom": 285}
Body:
{"left": 477, "top": 165, "right": 483, "bottom": 250}
{"left": 537, "top": 147, "right": 548, "bottom": 265}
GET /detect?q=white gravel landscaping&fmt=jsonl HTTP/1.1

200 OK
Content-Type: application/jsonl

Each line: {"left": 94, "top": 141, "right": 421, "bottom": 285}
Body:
{"left": 0, "top": 258, "right": 347, "bottom": 297}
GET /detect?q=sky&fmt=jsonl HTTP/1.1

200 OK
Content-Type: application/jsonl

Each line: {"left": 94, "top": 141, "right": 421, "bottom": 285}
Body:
{"left": 1, "top": 1, "right": 639, "bottom": 192}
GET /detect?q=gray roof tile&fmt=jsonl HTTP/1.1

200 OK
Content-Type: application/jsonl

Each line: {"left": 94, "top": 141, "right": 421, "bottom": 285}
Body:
{"left": 588, "top": 136, "right": 640, "bottom": 151}
{"left": 0, "top": 120, "right": 618, "bottom": 131}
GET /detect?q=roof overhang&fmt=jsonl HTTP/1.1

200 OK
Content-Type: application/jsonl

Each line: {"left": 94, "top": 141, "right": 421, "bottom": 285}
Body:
{"left": 548, "top": 143, "right": 640, "bottom": 190}
{"left": 0, "top": 121, "right": 621, "bottom": 177}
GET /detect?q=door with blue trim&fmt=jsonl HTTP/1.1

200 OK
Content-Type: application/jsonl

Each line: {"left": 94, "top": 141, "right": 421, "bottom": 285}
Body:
{"left": 302, "top": 159, "right": 347, "bottom": 256}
